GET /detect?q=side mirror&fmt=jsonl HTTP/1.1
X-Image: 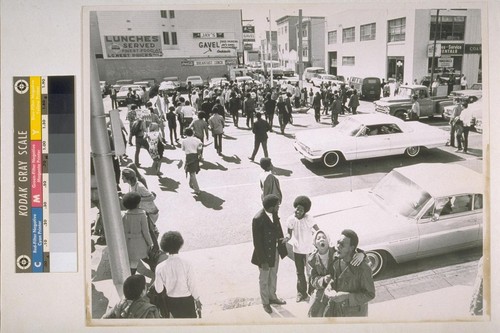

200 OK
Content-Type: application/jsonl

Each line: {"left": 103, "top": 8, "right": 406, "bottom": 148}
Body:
{"left": 431, "top": 213, "right": 440, "bottom": 222}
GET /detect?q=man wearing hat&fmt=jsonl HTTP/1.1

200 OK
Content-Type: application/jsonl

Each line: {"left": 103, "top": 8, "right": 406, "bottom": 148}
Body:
{"left": 251, "top": 194, "right": 288, "bottom": 314}
{"left": 447, "top": 98, "right": 464, "bottom": 147}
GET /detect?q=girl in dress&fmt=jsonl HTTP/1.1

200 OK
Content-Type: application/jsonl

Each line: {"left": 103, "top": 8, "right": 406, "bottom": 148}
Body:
{"left": 145, "top": 123, "right": 164, "bottom": 175}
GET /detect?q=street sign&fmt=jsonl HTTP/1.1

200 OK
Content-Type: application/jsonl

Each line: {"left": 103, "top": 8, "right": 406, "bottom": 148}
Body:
{"left": 438, "top": 57, "right": 454, "bottom": 68}
{"left": 242, "top": 25, "right": 255, "bottom": 42}
{"left": 193, "top": 32, "right": 224, "bottom": 39}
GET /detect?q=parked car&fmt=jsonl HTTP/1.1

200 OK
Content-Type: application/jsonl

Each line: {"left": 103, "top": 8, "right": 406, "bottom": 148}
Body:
{"left": 300, "top": 163, "right": 483, "bottom": 276}
{"left": 138, "top": 78, "right": 157, "bottom": 87}
{"left": 116, "top": 84, "right": 144, "bottom": 106}
{"left": 310, "top": 74, "right": 343, "bottom": 88}
{"left": 302, "top": 66, "right": 326, "bottom": 82}
{"left": 448, "top": 89, "right": 482, "bottom": 105}
{"left": 162, "top": 76, "right": 181, "bottom": 89}
{"left": 235, "top": 75, "right": 262, "bottom": 87}
{"left": 185, "top": 75, "right": 204, "bottom": 88}
{"left": 282, "top": 68, "right": 295, "bottom": 76}
{"left": 374, "top": 85, "right": 452, "bottom": 120}
{"left": 132, "top": 81, "right": 151, "bottom": 91}
{"left": 158, "top": 81, "right": 178, "bottom": 96}
{"left": 349, "top": 77, "right": 381, "bottom": 100}
{"left": 470, "top": 83, "right": 482, "bottom": 90}
{"left": 209, "top": 77, "right": 230, "bottom": 88}
{"left": 112, "top": 79, "right": 134, "bottom": 91}
{"left": 293, "top": 113, "right": 448, "bottom": 168}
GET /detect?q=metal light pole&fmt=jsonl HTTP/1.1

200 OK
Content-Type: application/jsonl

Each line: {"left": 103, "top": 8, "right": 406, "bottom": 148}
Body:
{"left": 90, "top": 53, "right": 130, "bottom": 297}
{"left": 430, "top": 9, "right": 440, "bottom": 95}
{"left": 268, "top": 10, "right": 273, "bottom": 87}
{"left": 298, "top": 9, "right": 303, "bottom": 88}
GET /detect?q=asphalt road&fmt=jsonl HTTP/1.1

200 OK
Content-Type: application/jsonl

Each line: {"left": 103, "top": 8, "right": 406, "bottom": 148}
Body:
{"left": 101, "top": 90, "right": 483, "bottom": 257}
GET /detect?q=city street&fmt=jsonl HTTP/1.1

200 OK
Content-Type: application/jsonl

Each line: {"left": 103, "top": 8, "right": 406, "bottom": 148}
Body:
{"left": 91, "top": 88, "right": 483, "bottom": 318}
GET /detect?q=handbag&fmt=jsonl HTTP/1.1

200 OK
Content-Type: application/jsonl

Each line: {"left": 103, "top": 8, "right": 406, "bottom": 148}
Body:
{"left": 147, "top": 285, "right": 169, "bottom": 318}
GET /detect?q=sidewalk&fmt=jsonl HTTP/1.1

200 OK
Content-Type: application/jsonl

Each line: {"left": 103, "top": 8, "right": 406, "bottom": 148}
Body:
{"left": 92, "top": 240, "right": 478, "bottom": 321}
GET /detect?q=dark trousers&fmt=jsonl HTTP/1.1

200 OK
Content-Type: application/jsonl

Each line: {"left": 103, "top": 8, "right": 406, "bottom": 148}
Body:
{"left": 246, "top": 112, "right": 255, "bottom": 128}
{"left": 351, "top": 106, "right": 358, "bottom": 115}
{"left": 450, "top": 123, "right": 456, "bottom": 147}
{"left": 231, "top": 112, "right": 239, "bottom": 127}
{"left": 169, "top": 125, "right": 178, "bottom": 145}
{"left": 265, "top": 112, "right": 274, "bottom": 129}
{"left": 331, "top": 113, "right": 339, "bottom": 126}
{"left": 213, "top": 133, "right": 223, "bottom": 153}
{"left": 458, "top": 126, "right": 470, "bottom": 152}
{"left": 134, "top": 136, "right": 149, "bottom": 165}
{"left": 251, "top": 138, "right": 268, "bottom": 159}
{"left": 166, "top": 295, "right": 197, "bottom": 318}
{"left": 294, "top": 96, "right": 300, "bottom": 108}
{"left": 314, "top": 107, "right": 321, "bottom": 122}
{"left": 294, "top": 252, "right": 309, "bottom": 296}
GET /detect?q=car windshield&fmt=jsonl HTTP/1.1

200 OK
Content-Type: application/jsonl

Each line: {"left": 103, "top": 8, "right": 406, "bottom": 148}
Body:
{"left": 187, "top": 77, "right": 201, "bottom": 81}
{"left": 396, "top": 87, "right": 414, "bottom": 98}
{"left": 335, "top": 117, "right": 363, "bottom": 136}
{"left": 322, "top": 75, "right": 336, "bottom": 80}
{"left": 371, "top": 170, "right": 432, "bottom": 218}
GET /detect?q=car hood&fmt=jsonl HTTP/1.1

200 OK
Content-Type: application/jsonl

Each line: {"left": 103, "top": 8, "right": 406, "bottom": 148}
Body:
{"left": 376, "top": 96, "right": 411, "bottom": 105}
{"left": 295, "top": 127, "right": 350, "bottom": 150}
{"left": 311, "top": 189, "right": 407, "bottom": 248}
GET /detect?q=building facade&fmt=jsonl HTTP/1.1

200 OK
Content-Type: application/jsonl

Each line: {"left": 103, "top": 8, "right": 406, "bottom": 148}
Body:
{"left": 260, "top": 31, "right": 278, "bottom": 61}
{"left": 90, "top": 10, "right": 243, "bottom": 83}
{"left": 276, "top": 15, "right": 325, "bottom": 71}
{"left": 324, "top": 8, "right": 482, "bottom": 85}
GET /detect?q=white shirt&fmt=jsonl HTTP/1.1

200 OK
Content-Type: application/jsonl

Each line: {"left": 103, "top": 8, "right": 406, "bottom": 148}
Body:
{"left": 287, "top": 214, "right": 317, "bottom": 254}
{"left": 181, "top": 136, "right": 202, "bottom": 154}
{"left": 181, "top": 105, "right": 196, "bottom": 118}
{"left": 154, "top": 254, "right": 199, "bottom": 298}
{"left": 460, "top": 106, "right": 474, "bottom": 127}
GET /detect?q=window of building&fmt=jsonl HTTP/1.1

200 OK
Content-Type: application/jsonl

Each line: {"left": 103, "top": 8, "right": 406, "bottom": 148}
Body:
{"left": 163, "top": 32, "right": 170, "bottom": 45}
{"left": 171, "top": 32, "right": 177, "bottom": 45}
{"left": 328, "top": 30, "right": 337, "bottom": 44}
{"left": 388, "top": 17, "right": 406, "bottom": 42}
{"left": 285, "top": 26, "right": 287, "bottom": 33}
{"left": 360, "top": 23, "right": 376, "bottom": 41}
{"left": 342, "top": 56, "right": 355, "bottom": 66}
{"left": 169, "top": 10, "right": 175, "bottom": 18}
{"left": 430, "top": 15, "right": 466, "bottom": 41}
{"left": 302, "top": 28, "right": 308, "bottom": 37}
{"left": 303, "top": 47, "right": 308, "bottom": 57}
{"left": 285, "top": 43, "right": 288, "bottom": 51}
{"left": 160, "top": 10, "right": 167, "bottom": 18}
{"left": 342, "top": 27, "right": 355, "bottom": 43}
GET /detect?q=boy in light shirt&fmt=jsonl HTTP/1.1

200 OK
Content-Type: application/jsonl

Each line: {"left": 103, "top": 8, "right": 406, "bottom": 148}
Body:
{"left": 283, "top": 196, "right": 319, "bottom": 302}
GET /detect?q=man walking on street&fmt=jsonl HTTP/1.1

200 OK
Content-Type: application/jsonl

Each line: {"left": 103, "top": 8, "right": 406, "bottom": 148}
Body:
{"left": 259, "top": 158, "right": 282, "bottom": 203}
{"left": 208, "top": 110, "right": 225, "bottom": 155}
{"left": 249, "top": 112, "right": 270, "bottom": 161}
{"left": 244, "top": 93, "right": 256, "bottom": 129}
{"left": 251, "top": 194, "right": 288, "bottom": 314}
{"left": 181, "top": 128, "right": 202, "bottom": 195}
{"left": 348, "top": 89, "right": 360, "bottom": 115}
{"left": 331, "top": 95, "right": 342, "bottom": 126}
{"left": 189, "top": 111, "right": 209, "bottom": 159}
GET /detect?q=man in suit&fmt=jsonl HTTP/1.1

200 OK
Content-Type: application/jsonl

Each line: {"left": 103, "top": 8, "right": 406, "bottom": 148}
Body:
{"left": 251, "top": 194, "right": 288, "bottom": 314}
{"left": 249, "top": 112, "right": 270, "bottom": 161}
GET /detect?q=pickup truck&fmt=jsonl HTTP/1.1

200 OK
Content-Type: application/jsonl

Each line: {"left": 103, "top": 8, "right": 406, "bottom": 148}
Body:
{"left": 374, "top": 85, "right": 452, "bottom": 120}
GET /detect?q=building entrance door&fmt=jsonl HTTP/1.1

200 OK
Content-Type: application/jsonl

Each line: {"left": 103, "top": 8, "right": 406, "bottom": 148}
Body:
{"left": 328, "top": 52, "right": 337, "bottom": 75}
{"left": 387, "top": 57, "right": 404, "bottom": 81}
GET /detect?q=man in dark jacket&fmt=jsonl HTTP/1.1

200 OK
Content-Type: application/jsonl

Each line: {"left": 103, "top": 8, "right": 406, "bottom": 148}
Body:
{"left": 251, "top": 194, "right": 288, "bottom": 314}
{"left": 249, "top": 112, "right": 270, "bottom": 161}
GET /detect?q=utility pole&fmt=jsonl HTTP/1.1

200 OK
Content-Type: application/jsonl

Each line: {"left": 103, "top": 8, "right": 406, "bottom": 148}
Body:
{"left": 90, "top": 53, "right": 130, "bottom": 297}
{"left": 268, "top": 9, "right": 273, "bottom": 87}
{"left": 430, "top": 9, "right": 440, "bottom": 96}
{"left": 298, "top": 9, "right": 303, "bottom": 88}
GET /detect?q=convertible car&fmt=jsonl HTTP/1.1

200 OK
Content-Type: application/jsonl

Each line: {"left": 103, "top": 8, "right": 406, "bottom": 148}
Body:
{"left": 294, "top": 114, "right": 448, "bottom": 168}
{"left": 306, "top": 163, "right": 483, "bottom": 276}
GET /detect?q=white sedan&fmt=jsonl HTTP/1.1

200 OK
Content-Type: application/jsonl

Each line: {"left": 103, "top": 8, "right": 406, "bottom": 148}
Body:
{"left": 294, "top": 114, "right": 448, "bottom": 168}
{"left": 186, "top": 75, "right": 204, "bottom": 88}
{"left": 116, "top": 84, "right": 144, "bottom": 106}
{"left": 310, "top": 74, "right": 344, "bottom": 88}
{"left": 209, "top": 77, "right": 230, "bottom": 88}
{"left": 305, "top": 163, "right": 483, "bottom": 276}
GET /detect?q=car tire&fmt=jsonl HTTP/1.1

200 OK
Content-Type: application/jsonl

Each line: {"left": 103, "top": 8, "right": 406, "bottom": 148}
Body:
{"left": 405, "top": 146, "right": 421, "bottom": 157}
{"left": 395, "top": 111, "right": 407, "bottom": 121}
{"left": 366, "top": 250, "right": 386, "bottom": 277}
{"left": 322, "top": 151, "right": 342, "bottom": 168}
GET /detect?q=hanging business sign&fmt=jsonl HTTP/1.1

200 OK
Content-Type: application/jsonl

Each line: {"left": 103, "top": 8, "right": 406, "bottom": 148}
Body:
{"left": 244, "top": 43, "right": 253, "bottom": 51}
{"left": 242, "top": 25, "right": 255, "bottom": 42}
{"left": 438, "top": 57, "right": 454, "bottom": 68}
{"left": 194, "top": 59, "right": 226, "bottom": 66}
{"left": 193, "top": 32, "right": 225, "bottom": 39}
{"left": 197, "top": 40, "right": 237, "bottom": 56}
{"left": 427, "top": 43, "right": 442, "bottom": 57}
{"left": 440, "top": 43, "right": 464, "bottom": 56}
{"left": 103, "top": 35, "right": 163, "bottom": 58}
{"left": 464, "top": 44, "right": 481, "bottom": 54}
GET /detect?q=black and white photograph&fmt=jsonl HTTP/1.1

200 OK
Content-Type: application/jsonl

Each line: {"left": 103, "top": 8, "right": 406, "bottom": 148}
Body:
{"left": 1, "top": 1, "right": 499, "bottom": 332}
{"left": 87, "top": 3, "right": 487, "bottom": 324}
